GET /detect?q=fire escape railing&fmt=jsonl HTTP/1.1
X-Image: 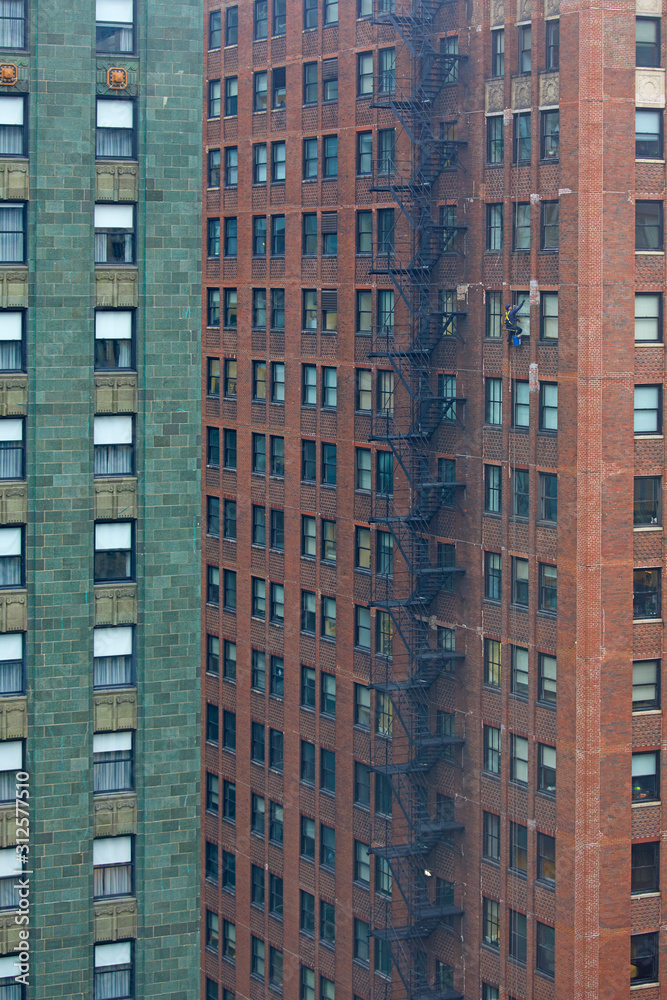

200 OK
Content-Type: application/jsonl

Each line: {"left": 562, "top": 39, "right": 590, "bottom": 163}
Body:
{"left": 368, "top": 2, "right": 467, "bottom": 999}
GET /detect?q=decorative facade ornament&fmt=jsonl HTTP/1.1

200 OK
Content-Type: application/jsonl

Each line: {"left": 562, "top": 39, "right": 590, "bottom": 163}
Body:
{"left": 106, "top": 67, "right": 127, "bottom": 90}
{"left": 0, "top": 65, "right": 17, "bottom": 86}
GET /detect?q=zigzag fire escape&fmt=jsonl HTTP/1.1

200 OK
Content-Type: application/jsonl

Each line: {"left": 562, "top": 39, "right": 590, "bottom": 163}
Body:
{"left": 369, "top": 2, "right": 467, "bottom": 999}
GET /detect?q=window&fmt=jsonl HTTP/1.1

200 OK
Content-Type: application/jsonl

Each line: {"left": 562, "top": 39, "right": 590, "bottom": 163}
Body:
{"left": 635, "top": 385, "right": 662, "bottom": 433}
{"left": 633, "top": 659, "right": 660, "bottom": 710}
{"left": 483, "top": 724, "right": 501, "bottom": 774}
{"left": 96, "top": 99, "right": 134, "bottom": 158}
{"left": 254, "top": 0, "right": 267, "bottom": 38}
{"left": 540, "top": 109, "right": 559, "bottom": 161}
{"left": 324, "top": 0, "right": 337, "bottom": 24}
{"left": 272, "top": 67, "right": 286, "bottom": 109}
{"left": 510, "top": 734, "right": 528, "bottom": 784}
{"left": 378, "top": 127, "right": 395, "bottom": 172}
{"left": 637, "top": 17, "right": 660, "bottom": 67}
{"left": 254, "top": 71, "right": 268, "bottom": 112}
{"left": 513, "top": 380, "right": 529, "bottom": 427}
{"left": 323, "top": 135, "right": 338, "bottom": 178}
{"left": 484, "top": 378, "right": 502, "bottom": 425}
{"left": 511, "top": 646, "right": 529, "bottom": 696}
{"left": 513, "top": 112, "right": 531, "bottom": 164}
{"left": 538, "top": 744, "right": 556, "bottom": 795}
{"left": 491, "top": 28, "right": 504, "bottom": 76}
{"left": 354, "top": 761, "right": 371, "bottom": 806}
{"left": 379, "top": 47, "right": 395, "bottom": 93}
{"left": 484, "top": 637, "right": 501, "bottom": 687}
{"left": 93, "top": 731, "right": 133, "bottom": 793}
{"left": 541, "top": 201, "right": 559, "bottom": 250}
{"left": 0, "top": 96, "right": 24, "bottom": 157}
{"left": 207, "top": 289, "right": 220, "bottom": 327}
{"left": 251, "top": 937, "right": 265, "bottom": 980}
{"left": 509, "top": 909, "right": 527, "bottom": 965}
{"left": 224, "top": 146, "right": 237, "bottom": 186}
{"left": 486, "top": 203, "right": 503, "bottom": 251}
{"left": 513, "top": 202, "right": 530, "bottom": 249}
{"left": 543, "top": 16, "right": 559, "bottom": 68}
{"left": 225, "top": 5, "right": 238, "bottom": 45}
{"left": 354, "top": 684, "right": 371, "bottom": 728}
{"left": 538, "top": 653, "right": 557, "bottom": 704}
{"left": 357, "top": 131, "right": 372, "bottom": 174}
{"left": 271, "top": 215, "right": 285, "bottom": 256}
{"left": 251, "top": 793, "right": 265, "bottom": 835}
{"left": 518, "top": 23, "right": 531, "bottom": 74}
{"left": 632, "top": 841, "right": 659, "bottom": 893}
{"left": 536, "top": 831, "right": 556, "bottom": 885}
{"left": 323, "top": 58, "right": 338, "bottom": 101}
{"left": 637, "top": 201, "right": 663, "bottom": 250}
{"left": 94, "top": 205, "right": 134, "bottom": 264}
{"left": 509, "top": 821, "right": 528, "bottom": 874}
{"left": 205, "top": 773, "right": 219, "bottom": 814}
{"left": 636, "top": 109, "right": 663, "bottom": 159}
{"left": 354, "top": 840, "right": 370, "bottom": 884}
{"left": 487, "top": 115, "right": 503, "bottom": 164}
{"left": 94, "top": 522, "right": 132, "bottom": 583}
{"left": 300, "top": 890, "right": 315, "bottom": 934}
{"left": 300, "top": 966, "right": 315, "bottom": 1000}
{"left": 484, "top": 552, "right": 501, "bottom": 602}
{"left": 94, "top": 942, "right": 133, "bottom": 1000}
{"left": 321, "top": 212, "right": 337, "bottom": 255}
{"left": 483, "top": 812, "right": 500, "bottom": 862}
{"left": 483, "top": 898, "right": 500, "bottom": 948}
{"left": 320, "top": 900, "right": 335, "bottom": 945}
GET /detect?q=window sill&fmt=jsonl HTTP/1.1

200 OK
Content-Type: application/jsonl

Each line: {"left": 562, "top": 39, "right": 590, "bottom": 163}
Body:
{"left": 634, "top": 525, "right": 662, "bottom": 532}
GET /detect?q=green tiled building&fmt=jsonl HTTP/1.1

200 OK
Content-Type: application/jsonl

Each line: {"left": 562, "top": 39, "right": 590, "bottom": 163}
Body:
{"left": 0, "top": 1, "right": 201, "bottom": 997}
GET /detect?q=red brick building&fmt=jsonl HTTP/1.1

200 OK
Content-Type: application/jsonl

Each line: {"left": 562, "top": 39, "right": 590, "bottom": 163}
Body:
{"left": 201, "top": 2, "right": 667, "bottom": 998}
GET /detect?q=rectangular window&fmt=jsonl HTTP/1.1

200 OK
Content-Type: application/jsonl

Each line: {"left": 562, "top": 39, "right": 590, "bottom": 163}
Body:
{"left": 487, "top": 115, "right": 503, "bottom": 164}
{"left": 254, "top": 0, "right": 267, "bottom": 38}
{"left": 634, "top": 568, "right": 661, "bottom": 619}
{"left": 636, "top": 201, "right": 663, "bottom": 250}
{"left": 509, "top": 821, "right": 528, "bottom": 873}
{"left": 633, "top": 659, "right": 660, "bottom": 710}
{"left": 254, "top": 71, "right": 268, "bottom": 112}
{"left": 357, "top": 131, "right": 372, "bottom": 174}
{"left": 93, "top": 627, "right": 132, "bottom": 690}
{"left": 637, "top": 17, "right": 660, "bottom": 67}
{"left": 483, "top": 812, "right": 500, "bottom": 861}
{"left": 96, "top": 99, "right": 134, "bottom": 158}
{"left": 486, "top": 203, "right": 503, "bottom": 251}
{"left": 509, "top": 909, "right": 527, "bottom": 965}
{"left": 541, "top": 109, "right": 559, "bottom": 160}
{"left": 631, "top": 841, "right": 659, "bottom": 893}
{"left": 513, "top": 380, "right": 529, "bottom": 427}
{"left": 539, "top": 563, "right": 558, "bottom": 614}
{"left": 635, "top": 292, "right": 662, "bottom": 342}
{"left": 484, "top": 552, "right": 502, "bottom": 602}
{"left": 94, "top": 204, "right": 134, "bottom": 265}
{"left": 634, "top": 385, "right": 661, "bottom": 433}
{"left": 224, "top": 146, "right": 237, "bottom": 186}
{"left": 485, "top": 377, "right": 502, "bottom": 425}
{"left": 483, "top": 898, "right": 500, "bottom": 948}
{"left": 546, "top": 18, "right": 559, "bottom": 69}
{"left": 0, "top": 95, "right": 25, "bottom": 157}
{"left": 513, "top": 202, "right": 530, "bottom": 250}
{"left": 541, "top": 201, "right": 559, "bottom": 250}
{"left": 636, "top": 108, "right": 663, "bottom": 158}
{"left": 483, "top": 724, "right": 501, "bottom": 774}
{"left": 513, "top": 113, "right": 531, "bottom": 163}
{"left": 538, "top": 743, "right": 557, "bottom": 794}
{"left": 491, "top": 29, "right": 504, "bottom": 77}
{"left": 94, "top": 522, "right": 132, "bottom": 584}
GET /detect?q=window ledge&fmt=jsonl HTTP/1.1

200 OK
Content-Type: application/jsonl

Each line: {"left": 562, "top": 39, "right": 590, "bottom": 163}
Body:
{"left": 634, "top": 525, "right": 662, "bottom": 532}
{"left": 631, "top": 799, "right": 661, "bottom": 808}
